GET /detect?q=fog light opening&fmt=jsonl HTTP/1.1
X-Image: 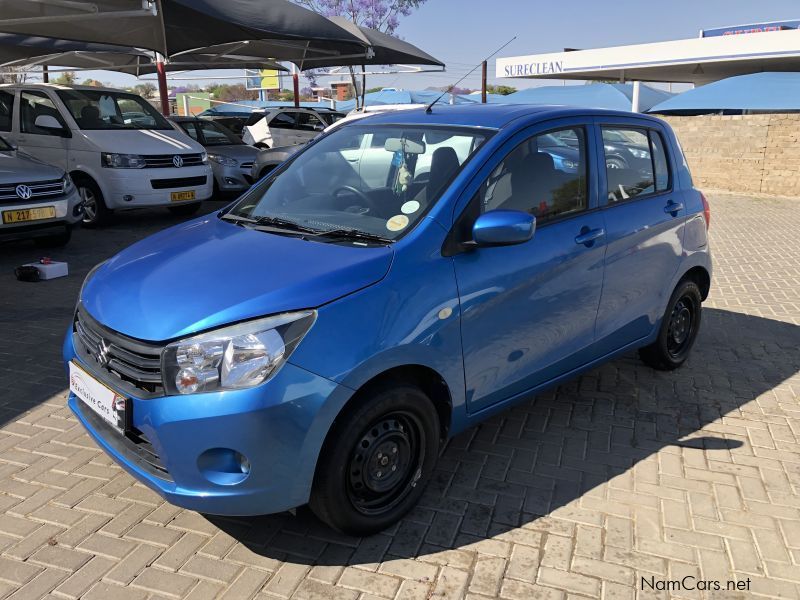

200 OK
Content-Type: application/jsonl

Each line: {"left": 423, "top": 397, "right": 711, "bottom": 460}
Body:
{"left": 123, "top": 194, "right": 134, "bottom": 202}
{"left": 197, "top": 448, "right": 251, "bottom": 485}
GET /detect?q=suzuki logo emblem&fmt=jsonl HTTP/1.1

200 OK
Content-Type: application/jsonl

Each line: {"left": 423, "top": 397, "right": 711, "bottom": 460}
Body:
{"left": 15, "top": 184, "right": 32, "bottom": 200}
{"left": 172, "top": 155, "right": 183, "bottom": 168}
{"left": 96, "top": 339, "right": 111, "bottom": 367}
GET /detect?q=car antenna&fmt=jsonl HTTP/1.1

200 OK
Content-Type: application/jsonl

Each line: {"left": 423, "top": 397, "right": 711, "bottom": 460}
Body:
{"left": 425, "top": 36, "right": 517, "bottom": 114}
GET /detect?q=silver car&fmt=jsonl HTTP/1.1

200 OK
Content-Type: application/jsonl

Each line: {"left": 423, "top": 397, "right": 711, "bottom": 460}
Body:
{"left": 0, "top": 135, "right": 82, "bottom": 247}
{"left": 171, "top": 117, "right": 259, "bottom": 195}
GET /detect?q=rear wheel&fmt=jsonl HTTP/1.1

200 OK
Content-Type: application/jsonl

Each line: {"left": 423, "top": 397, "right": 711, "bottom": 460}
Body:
{"left": 310, "top": 384, "right": 440, "bottom": 535}
{"left": 606, "top": 156, "right": 627, "bottom": 170}
{"left": 639, "top": 279, "right": 702, "bottom": 370}
{"left": 167, "top": 203, "right": 201, "bottom": 217}
{"left": 78, "top": 179, "right": 110, "bottom": 228}
{"left": 34, "top": 227, "right": 71, "bottom": 248}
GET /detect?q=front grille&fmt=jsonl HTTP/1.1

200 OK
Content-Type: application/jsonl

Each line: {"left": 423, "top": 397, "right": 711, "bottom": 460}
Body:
{"left": 73, "top": 308, "right": 164, "bottom": 398}
{"left": 142, "top": 153, "right": 204, "bottom": 168}
{"left": 239, "top": 162, "right": 254, "bottom": 170}
{"left": 74, "top": 399, "right": 172, "bottom": 481}
{"left": 0, "top": 179, "right": 63, "bottom": 204}
{"left": 150, "top": 176, "right": 207, "bottom": 190}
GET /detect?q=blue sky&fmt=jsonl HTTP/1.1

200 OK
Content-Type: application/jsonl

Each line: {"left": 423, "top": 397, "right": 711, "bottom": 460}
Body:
{"left": 68, "top": 0, "right": 800, "bottom": 92}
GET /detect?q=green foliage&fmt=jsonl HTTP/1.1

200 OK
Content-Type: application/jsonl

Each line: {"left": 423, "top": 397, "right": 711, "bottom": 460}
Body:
{"left": 52, "top": 71, "right": 76, "bottom": 85}
{"left": 486, "top": 84, "right": 516, "bottom": 96}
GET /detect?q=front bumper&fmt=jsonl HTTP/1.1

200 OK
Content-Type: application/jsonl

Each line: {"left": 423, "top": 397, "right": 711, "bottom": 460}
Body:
{"left": 211, "top": 162, "right": 254, "bottom": 192}
{"left": 100, "top": 166, "right": 214, "bottom": 210}
{"left": 0, "top": 188, "right": 82, "bottom": 239}
{"left": 63, "top": 332, "right": 349, "bottom": 515}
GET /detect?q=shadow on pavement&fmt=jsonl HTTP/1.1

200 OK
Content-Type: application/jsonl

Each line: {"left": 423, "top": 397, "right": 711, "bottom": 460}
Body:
{"left": 206, "top": 308, "right": 799, "bottom": 564}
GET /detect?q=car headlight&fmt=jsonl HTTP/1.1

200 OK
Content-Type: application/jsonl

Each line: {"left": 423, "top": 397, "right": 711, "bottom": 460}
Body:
{"left": 201, "top": 151, "right": 209, "bottom": 164}
{"left": 62, "top": 173, "right": 74, "bottom": 194}
{"left": 207, "top": 153, "right": 238, "bottom": 167}
{"left": 101, "top": 153, "right": 146, "bottom": 168}
{"left": 628, "top": 148, "right": 650, "bottom": 159}
{"left": 162, "top": 311, "right": 316, "bottom": 395}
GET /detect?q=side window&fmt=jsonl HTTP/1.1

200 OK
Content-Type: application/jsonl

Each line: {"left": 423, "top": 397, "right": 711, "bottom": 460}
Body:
{"left": 650, "top": 131, "right": 671, "bottom": 192}
{"left": 479, "top": 126, "right": 588, "bottom": 223}
{"left": 20, "top": 91, "right": 67, "bottom": 135}
{"left": 269, "top": 111, "right": 298, "bottom": 130}
{"left": 0, "top": 90, "right": 13, "bottom": 132}
{"left": 297, "top": 112, "right": 324, "bottom": 131}
{"left": 181, "top": 122, "right": 200, "bottom": 141}
{"left": 602, "top": 127, "right": 655, "bottom": 202}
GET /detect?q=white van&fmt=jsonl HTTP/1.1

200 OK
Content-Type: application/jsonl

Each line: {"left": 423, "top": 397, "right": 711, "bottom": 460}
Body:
{"left": 0, "top": 84, "right": 213, "bottom": 226}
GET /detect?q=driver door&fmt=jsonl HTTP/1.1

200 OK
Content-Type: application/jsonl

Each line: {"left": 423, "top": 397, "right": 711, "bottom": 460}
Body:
{"left": 452, "top": 121, "right": 607, "bottom": 413}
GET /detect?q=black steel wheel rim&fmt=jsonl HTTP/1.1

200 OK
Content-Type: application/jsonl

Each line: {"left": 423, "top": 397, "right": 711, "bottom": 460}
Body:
{"left": 346, "top": 411, "right": 425, "bottom": 516}
{"left": 667, "top": 296, "right": 694, "bottom": 358}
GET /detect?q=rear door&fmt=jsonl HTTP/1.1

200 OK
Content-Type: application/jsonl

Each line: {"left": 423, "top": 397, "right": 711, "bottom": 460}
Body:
{"left": 16, "top": 89, "right": 70, "bottom": 169}
{"left": 592, "top": 119, "right": 685, "bottom": 354}
{"left": 268, "top": 111, "right": 299, "bottom": 147}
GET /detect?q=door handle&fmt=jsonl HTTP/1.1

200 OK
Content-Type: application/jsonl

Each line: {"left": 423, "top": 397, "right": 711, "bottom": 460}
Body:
{"left": 575, "top": 227, "right": 605, "bottom": 246}
{"left": 664, "top": 201, "right": 684, "bottom": 215}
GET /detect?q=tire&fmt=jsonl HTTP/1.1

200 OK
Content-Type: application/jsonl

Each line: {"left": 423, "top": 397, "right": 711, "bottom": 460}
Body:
{"left": 309, "top": 384, "right": 440, "bottom": 535}
{"left": 167, "top": 203, "right": 201, "bottom": 217}
{"left": 34, "top": 227, "right": 71, "bottom": 248}
{"left": 639, "top": 279, "right": 702, "bottom": 371}
{"left": 606, "top": 157, "right": 627, "bottom": 170}
{"left": 78, "top": 179, "right": 110, "bottom": 228}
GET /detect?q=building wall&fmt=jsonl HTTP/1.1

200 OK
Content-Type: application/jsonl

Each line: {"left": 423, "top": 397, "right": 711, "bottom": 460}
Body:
{"left": 660, "top": 114, "right": 800, "bottom": 197}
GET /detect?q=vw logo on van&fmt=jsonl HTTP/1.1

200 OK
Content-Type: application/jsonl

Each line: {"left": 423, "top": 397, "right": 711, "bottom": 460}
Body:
{"left": 15, "top": 184, "right": 32, "bottom": 200}
{"left": 172, "top": 155, "right": 184, "bottom": 168}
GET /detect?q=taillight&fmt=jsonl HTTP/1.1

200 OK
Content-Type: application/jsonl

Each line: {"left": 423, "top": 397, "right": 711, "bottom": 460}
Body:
{"left": 700, "top": 191, "right": 710, "bottom": 229}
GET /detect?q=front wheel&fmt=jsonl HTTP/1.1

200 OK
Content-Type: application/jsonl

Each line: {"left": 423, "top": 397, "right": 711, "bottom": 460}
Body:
{"left": 78, "top": 180, "right": 110, "bottom": 228}
{"left": 639, "top": 279, "right": 702, "bottom": 370}
{"left": 310, "top": 384, "right": 440, "bottom": 535}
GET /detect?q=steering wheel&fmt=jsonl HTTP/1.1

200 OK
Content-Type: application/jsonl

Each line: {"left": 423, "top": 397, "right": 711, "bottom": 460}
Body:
{"left": 333, "top": 185, "right": 378, "bottom": 213}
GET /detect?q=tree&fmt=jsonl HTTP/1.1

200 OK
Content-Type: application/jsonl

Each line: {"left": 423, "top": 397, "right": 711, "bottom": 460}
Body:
{"left": 52, "top": 71, "right": 77, "bottom": 85}
{"left": 486, "top": 84, "right": 516, "bottom": 96}
{"left": 131, "top": 83, "right": 157, "bottom": 98}
{"left": 0, "top": 66, "right": 36, "bottom": 84}
{"left": 293, "top": 0, "right": 427, "bottom": 108}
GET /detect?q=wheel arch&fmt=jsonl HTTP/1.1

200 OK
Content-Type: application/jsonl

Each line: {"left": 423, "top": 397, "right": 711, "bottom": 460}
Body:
{"left": 680, "top": 265, "right": 711, "bottom": 301}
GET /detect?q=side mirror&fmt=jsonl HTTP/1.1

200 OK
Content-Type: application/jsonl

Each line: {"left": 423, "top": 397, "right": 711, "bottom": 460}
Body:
{"left": 34, "top": 114, "right": 66, "bottom": 134}
{"left": 472, "top": 209, "right": 535, "bottom": 247}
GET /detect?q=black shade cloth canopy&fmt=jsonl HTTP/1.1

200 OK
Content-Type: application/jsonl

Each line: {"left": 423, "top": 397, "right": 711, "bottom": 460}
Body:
{"left": 0, "top": 33, "right": 141, "bottom": 66}
{"left": 0, "top": 0, "right": 366, "bottom": 58}
{"left": 316, "top": 17, "right": 444, "bottom": 68}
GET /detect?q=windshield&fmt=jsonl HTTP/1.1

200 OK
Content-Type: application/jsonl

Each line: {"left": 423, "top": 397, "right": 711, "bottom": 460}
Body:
{"left": 197, "top": 119, "right": 243, "bottom": 145}
{"left": 226, "top": 124, "right": 489, "bottom": 241}
{"left": 56, "top": 89, "right": 171, "bottom": 130}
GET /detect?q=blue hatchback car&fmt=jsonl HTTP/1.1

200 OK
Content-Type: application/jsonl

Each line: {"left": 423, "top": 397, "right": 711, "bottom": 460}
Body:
{"left": 65, "top": 105, "right": 711, "bottom": 534}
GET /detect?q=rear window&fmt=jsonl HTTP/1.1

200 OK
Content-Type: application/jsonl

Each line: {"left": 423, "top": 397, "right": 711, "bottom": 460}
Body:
{"left": 603, "top": 127, "right": 671, "bottom": 202}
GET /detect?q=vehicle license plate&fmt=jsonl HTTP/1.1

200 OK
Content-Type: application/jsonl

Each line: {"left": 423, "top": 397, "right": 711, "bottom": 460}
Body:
{"left": 69, "top": 361, "right": 127, "bottom": 433}
{"left": 170, "top": 190, "right": 196, "bottom": 201}
{"left": 2, "top": 206, "right": 56, "bottom": 223}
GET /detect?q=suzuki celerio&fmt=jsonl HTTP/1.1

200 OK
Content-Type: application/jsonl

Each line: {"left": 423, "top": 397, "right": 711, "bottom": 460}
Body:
{"left": 65, "top": 105, "right": 711, "bottom": 534}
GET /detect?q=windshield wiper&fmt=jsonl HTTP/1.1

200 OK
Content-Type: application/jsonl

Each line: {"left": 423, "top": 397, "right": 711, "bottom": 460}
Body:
{"left": 314, "top": 228, "right": 394, "bottom": 244}
{"left": 252, "top": 215, "right": 321, "bottom": 234}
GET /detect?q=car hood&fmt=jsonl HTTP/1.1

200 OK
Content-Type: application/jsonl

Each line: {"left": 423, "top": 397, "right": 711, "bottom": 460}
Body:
{"left": 0, "top": 151, "right": 64, "bottom": 182}
{"left": 78, "top": 128, "right": 205, "bottom": 155}
{"left": 81, "top": 215, "right": 394, "bottom": 342}
{"left": 205, "top": 144, "right": 258, "bottom": 162}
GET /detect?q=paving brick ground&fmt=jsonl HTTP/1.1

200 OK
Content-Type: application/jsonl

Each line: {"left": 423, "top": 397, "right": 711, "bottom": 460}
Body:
{"left": 0, "top": 193, "right": 798, "bottom": 599}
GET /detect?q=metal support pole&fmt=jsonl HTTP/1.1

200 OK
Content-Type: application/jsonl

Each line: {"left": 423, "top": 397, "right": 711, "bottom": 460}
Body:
{"left": 293, "top": 70, "right": 300, "bottom": 108}
{"left": 181, "top": 94, "right": 190, "bottom": 117}
{"left": 42, "top": 65, "right": 49, "bottom": 83}
{"left": 156, "top": 53, "right": 170, "bottom": 116}
{"left": 361, "top": 64, "right": 366, "bottom": 109}
{"left": 481, "top": 60, "right": 487, "bottom": 103}
{"left": 631, "top": 80, "right": 641, "bottom": 112}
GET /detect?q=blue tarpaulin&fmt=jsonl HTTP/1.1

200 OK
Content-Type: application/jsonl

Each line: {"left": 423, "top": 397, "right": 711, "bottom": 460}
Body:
{"left": 491, "top": 83, "right": 673, "bottom": 112}
{"left": 648, "top": 73, "right": 800, "bottom": 114}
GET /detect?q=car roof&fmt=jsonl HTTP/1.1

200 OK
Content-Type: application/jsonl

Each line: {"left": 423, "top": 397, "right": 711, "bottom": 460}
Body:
{"left": 359, "top": 104, "right": 665, "bottom": 130}
{"left": 0, "top": 83, "right": 136, "bottom": 95}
